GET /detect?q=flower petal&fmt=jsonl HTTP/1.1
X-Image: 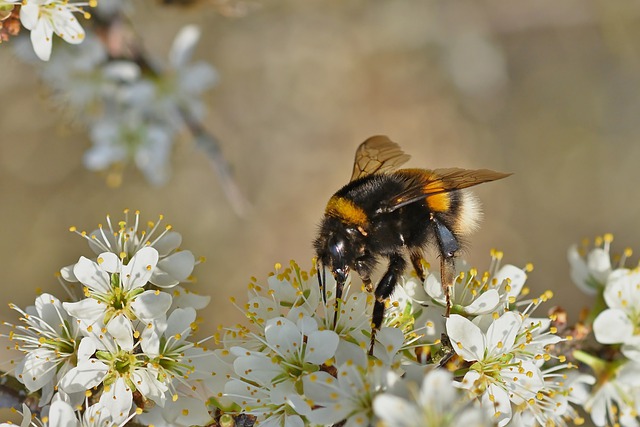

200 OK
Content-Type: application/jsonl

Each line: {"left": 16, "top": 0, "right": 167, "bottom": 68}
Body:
{"left": 121, "top": 246, "right": 158, "bottom": 290}
{"left": 30, "top": 14, "right": 54, "bottom": 61}
{"left": 48, "top": 400, "right": 77, "bottom": 427}
{"left": 151, "top": 250, "right": 195, "bottom": 288}
{"left": 305, "top": 330, "right": 339, "bottom": 365}
{"left": 464, "top": 289, "right": 500, "bottom": 315}
{"left": 593, "top": 308, "right": 633, "bottom": 345}
{"left": 131, "top": 290, "right": 172, "bottom": 321}
{"left": 73, "top": 256, "right": 111, "bottom": 293}
{"left": 494, "top": 264, "right": 527, "bottom": 298}
{"left": 63, "top": 298, "right": 105, "bottom": 324}
{"left": 100, "top": 378, "right": 133, "bottom": 424}
{"left": 106, "top": 313, "right": 134, "bottom": 351}
{"left": 446, "top": 314, "right": 485, "bottom": 361}
{"left": 485, "top": 311, "right": 521, "bottom": 355}
{"left": 169, "top": 25, "right": 200, "bottom": 68}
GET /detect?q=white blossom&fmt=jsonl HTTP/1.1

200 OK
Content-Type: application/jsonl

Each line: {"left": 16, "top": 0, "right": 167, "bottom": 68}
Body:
{"left": 62, "top": 210, "right": 197, "bottom": 289}
{"left": 373, "top": 369, "right": 491, "bottom": 427}
{"left": 568, "top": 234, "right": 630, "bottom": 295}
{"left": 15, "top": 0, "right": 90, "bottom": 61}
{"left": 4, "top": 294, "right": 81, "bottom": 406}
{"left": 62, "top": 247, "right": 172, "bottom": 350}
{"left": 593, "top": 268, "right": 640, "bottom": 361}
{"left": 446, "top": 312, "right": 549, "bottom": 426}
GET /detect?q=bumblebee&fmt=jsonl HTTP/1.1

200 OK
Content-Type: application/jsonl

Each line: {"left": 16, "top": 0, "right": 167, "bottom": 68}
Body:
{"left": 314, "top": 135, "right": 511, "bottom": 352}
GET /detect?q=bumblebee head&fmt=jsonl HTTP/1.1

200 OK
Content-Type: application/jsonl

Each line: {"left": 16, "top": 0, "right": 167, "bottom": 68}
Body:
{"left": 314, "top": 217, "right": 369, "bottom": 284}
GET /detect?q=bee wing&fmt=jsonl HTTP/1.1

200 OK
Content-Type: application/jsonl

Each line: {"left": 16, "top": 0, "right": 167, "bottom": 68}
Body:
{"left": 350, "top": 135, "right": 411, "bottom": 182}
{"left": 380, "top": 168, "right": 512, "bottom": 212}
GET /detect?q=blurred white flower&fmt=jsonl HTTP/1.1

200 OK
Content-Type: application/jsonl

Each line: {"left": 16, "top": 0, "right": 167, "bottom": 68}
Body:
{"left": 304, "top": 359, "right": 394, "bottom": 427}
{"left": 568, "top": 234, "right": 630, "bottom": 295}
{"left": 160, "top": 25, "right": 218, "bottom": 125}
{"left": 593, "top": 268, "right": 640, "bottom": 361}
{"left": 583, "top": 361, "right": 640, "bottom": 427}
{"left": 373, "top": 369, "right": 491, "bottom": 427}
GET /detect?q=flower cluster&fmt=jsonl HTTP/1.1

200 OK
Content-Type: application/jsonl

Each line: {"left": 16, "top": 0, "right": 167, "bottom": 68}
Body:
{"left": 5, "top": 213, "right": 638, "bottom": 427}
{"left": 14, "top": 19, "right": 218, "bottom": 187}
{"left": 567, "top": 234, "right": 640, "bottom": 427}
{"left": 2, "top": 210, "right": 214, "bottom": 426}
{"left": 205, "top": 250, "right": 573, "bottom": 426}
{"left": 4, "top": 0, "right": 246, "bottom": 209}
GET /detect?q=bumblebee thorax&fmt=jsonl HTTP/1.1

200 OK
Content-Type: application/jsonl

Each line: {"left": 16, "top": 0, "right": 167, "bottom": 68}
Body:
{"left": 325, "top": 195, "right": 369, "bottom": 228}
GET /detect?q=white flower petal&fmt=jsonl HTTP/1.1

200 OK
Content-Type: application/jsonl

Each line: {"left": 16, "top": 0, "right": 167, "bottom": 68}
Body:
{"left": 21, "top": 349, "right": 56, "bottom": 391}
{"left": 100, "top": 378, "right": 133, "bottom": 424}
{"left": 51, "top": 10, "right": 85, "bottom": 44}
{"left": 419, "top": 369, "right": 456, "bottom": 410}
{"left": 164, "top": 307, "right": 196, "bottom": 339}
{"left": 48, "top": 400, "right": 77, "bottom": 427}
{"left": 593, "top": 308, "right": 633, "bottom": 345}
{"left": 170, "top": 25, "right": 200, "bottom": 68}
{"left": 373, "top": 394, "right": 421, "bottom": 427}
{"left": 265, "top": 317, "right": 301, "bottom": 359}
{"left": 486, "top": 311, "right": 521, "bottom": 355}
{"left": 60, "top": 264, "right": 78, "bottom": 282}
{"left": 170, "top": 285, "right": 211, "bottom": 310}
{"left": 494, "top": 264, "right": 527, "bottom": 297}
{"left": 464, "top": 289, "right": 500, "bottom": 315}
{"left": 121, "top": 247, "right": 158, "bottom": 290}
{"left": 73, "top": 256, "right": 111, "bottom": 293}
{"left": 151, "top": 250, "right": 195, "bottom": 288}
{"left": 152, "top": 230, "right": 182, "bottom": 256}
{"left": 106, "top": 313, "right": 134, "bottom": 351}
{"left": 233, "top": 353, "right": 280, "bottom": 384}
{"left": 58, "top": 359, "right": 108, "bottom": 393}
{"left": 483, "top": 383, "right": 512, "bottom": 426}
{"left": 446, "top": 314, "right": 485, "bottom": 361}
{"left": 131, "top": 290, "right": 172, "bottom": 320}
{"left": 30, "top": 14, "right": 54, "bottom": 61}
{"left": 621, "top": 337, "right": 640, "bottom": 362}
{"left": 97, "top": 252, "right": 120, "bottom": 273}
{"left": 19, "top": 2, "right": 38, "bottom": 30}
{"left": 63, "top": 298, "right": 105, "bottom": 324}
{"left": 587, "top": 248, "right": 612, "bottom": 284}
{"left": 305, "top": 330, "right": 339, "bottom": 365}
{"left": 140, "top": 322, "right": 162, "bottom": 357}
{"left": 132, "top": 368, "right": 167, "bottom": 407}
{"left": 425, "top": 273, "right": 444, "bottom": 301}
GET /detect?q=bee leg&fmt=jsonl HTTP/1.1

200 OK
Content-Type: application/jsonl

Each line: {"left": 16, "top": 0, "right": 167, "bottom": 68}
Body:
{"left": 410, "top": 250, "right": 426, "bottom": 281}
{"left": 440, "top": 256, "right": 456, "bottom": 317}
{"left": 369, "top": 253, "right": 407, "bottom": 355}
{"left": 333, "top": 274, "right": 346, "bottom": 329}
{"left": 434, "top": 219, "right": 459, "bottom": 317}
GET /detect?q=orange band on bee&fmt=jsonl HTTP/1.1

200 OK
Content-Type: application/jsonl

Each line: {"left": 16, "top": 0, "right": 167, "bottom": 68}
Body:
{"left": 426, "top": 192, "right": 451, "bottom": 212}
{"left": 325, "top": 196, "right": 369, "bottom": 227}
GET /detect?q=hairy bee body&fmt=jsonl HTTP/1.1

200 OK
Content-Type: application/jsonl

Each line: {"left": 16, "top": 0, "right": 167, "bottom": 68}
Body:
{"left": 316, "top": 169, "right": 480, "bottom": 277}
{"left": 313, "top": 136, "right": 510, "bottom": 353}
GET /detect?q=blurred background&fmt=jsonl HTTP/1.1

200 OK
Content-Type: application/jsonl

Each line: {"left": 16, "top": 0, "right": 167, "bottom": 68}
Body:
{"left": 1, "top": 0, "right": 640, "bottom": 360}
